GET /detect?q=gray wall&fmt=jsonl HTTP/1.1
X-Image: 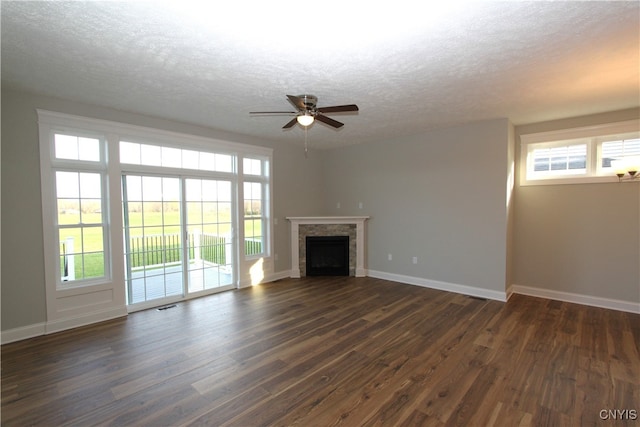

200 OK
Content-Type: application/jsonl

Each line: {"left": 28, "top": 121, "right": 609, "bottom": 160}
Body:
{"left": 271, "top": 144, "right": 328, "bottom": 271}
{"left": 320, "top": 119, "right": 512, "bottom": 293}
{"left": 1, "top": 88, "right": 326, "bottom": 331}
{"left": 513, "top": 108, "right": 640, "bottom": 302}
{"left": 2, "top": 90, "right": 47, "bottom": 330}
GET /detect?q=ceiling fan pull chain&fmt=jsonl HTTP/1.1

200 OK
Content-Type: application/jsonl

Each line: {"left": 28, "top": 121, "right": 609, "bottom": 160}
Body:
{"left": 304, "top": 126, "right": 309, "bottom": 158}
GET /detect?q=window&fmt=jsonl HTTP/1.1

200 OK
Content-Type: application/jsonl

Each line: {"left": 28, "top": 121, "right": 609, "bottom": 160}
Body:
{"left": 244, "top": 182, "right": 263, "bottom": 256}
{"left": 530, "top": 143, "right": 587, "bottom": 176}
{"left": 243, "top": 157, "right": 262, "bottom": 175}
{"left": 520, "top": 120, "right": 640, "bottom": 185}
{"left": 599, "top": 138, "right": 640, "bottom": 172}
{"left": 120, "top": 141, "right": 233, "bottom": 172}
{"left": 39, "top": 110, "right": 274, "bottom": 332}
{"left": 40, "top": 109, "right": 273, "bottom": 324}
{"left": 52, "top": 133, "right": 109, "bottom": 285}
{"left": 243, "top": 157, "right": 269, "bottom": 257}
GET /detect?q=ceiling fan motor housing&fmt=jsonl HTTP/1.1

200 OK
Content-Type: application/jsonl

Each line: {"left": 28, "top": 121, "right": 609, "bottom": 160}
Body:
{"left": 298, "top": 95, "right": 318, "bottom": 111}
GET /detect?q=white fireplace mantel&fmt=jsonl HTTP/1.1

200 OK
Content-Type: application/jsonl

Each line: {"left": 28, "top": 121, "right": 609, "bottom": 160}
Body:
{"left": 286, "top": 216, "right": 370, "bottom": 278}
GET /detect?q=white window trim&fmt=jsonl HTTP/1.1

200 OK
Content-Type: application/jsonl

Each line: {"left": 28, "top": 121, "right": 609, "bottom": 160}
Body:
{"left": 520, "top": 119, "right": 640, "bottom": 186}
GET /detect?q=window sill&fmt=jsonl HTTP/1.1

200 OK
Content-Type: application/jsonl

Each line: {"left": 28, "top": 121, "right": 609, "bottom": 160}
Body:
{"left": 520, "top": 175, "right": 624, "bottom": 186}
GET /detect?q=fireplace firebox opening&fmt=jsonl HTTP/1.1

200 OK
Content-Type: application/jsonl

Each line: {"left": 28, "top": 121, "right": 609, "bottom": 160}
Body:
{"left": 305, "top": 236, "right": 349, "bottom": 276}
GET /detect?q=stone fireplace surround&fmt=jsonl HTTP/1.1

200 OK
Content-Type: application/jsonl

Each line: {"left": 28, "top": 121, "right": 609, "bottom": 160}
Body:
{"left": 287, "top": 216, "right": 369, "bottom": 278}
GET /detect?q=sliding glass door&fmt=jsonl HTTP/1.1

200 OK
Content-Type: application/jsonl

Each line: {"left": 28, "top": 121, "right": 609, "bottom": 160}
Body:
{"left": 123, "top": 175, "right": 235, "bottom": 306}
{"left": 185, "top": 178, "right": 234, "bottom": 293}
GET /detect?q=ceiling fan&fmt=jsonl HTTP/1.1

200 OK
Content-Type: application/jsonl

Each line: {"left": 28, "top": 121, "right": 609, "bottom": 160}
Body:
{"left": 250, "top": 95, "right": 359, "bottom": 129}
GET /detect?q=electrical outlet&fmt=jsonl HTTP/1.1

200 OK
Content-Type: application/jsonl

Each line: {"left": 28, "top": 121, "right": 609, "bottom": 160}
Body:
{"left": 336, "top": 202, "right": 341, "bottom": 209}
{"left": 358, "top": 202, "right": 363, "bottom": 209}
{"left": 388, "top": 253, "right": 392, "bottom": 261}
{"left": 412, "top": 256, "right": 418, "bottom": 264}
{"left": 274, "top": 253, "right": 279, "bottom": 261}
{"left": 274, "top": 217, "right": 278, "bottom": 225}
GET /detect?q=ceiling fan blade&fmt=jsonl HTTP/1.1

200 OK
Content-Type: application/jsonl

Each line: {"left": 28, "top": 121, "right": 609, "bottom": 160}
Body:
{"left": 250, "top": 111, "right": 297, "bottom": 114}
{"left": 282, "top": 117, "right": 298, "bottom": 129}
{"left": 317, "top": 104, "right": 359, "bottom": 113}
{"left": 315, "top": 114, "right": 344, "bottom": 128}
{"left": 286, "top": 95, "right": 306, "bottom": 111}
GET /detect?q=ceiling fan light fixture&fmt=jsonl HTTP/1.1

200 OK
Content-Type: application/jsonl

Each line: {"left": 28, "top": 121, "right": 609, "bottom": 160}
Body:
{"left": 296, "top": 114, "right": 314, "bottom": 127}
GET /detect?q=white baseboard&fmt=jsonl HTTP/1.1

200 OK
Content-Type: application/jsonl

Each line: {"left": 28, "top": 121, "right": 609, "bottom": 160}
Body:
{"left": 2, "top": 306, "right": 129, "bottom": 345}
{"left": 6, "top": 275, "right": 633, "bottom": 345}
{"left": 1, "top": 322, "right": 47, "bottom": 345}
{"left": 268, "top": 270, "right": 293, "bottom": 282}
{"left": 508, "top": 284, "right": 640, "bottom": 314}
{"left": 3, "top": 274, "right": 296, "bottom": 344}
{"left": 238, "top": 270, "right": 292, "bottom": 288}
{"left": 368, "top": 270, "right": 508, "bottom": 302}
{"left": 45, "top": 306, "right": 129, "bottom": 335}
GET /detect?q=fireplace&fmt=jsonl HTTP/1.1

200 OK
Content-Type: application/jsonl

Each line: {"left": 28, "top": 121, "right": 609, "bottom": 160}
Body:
{"left": 306, "top": 236, "right": 349, "bottom": 276}
{"left": 286, "top": 216, "right": 370, "bottom": 278}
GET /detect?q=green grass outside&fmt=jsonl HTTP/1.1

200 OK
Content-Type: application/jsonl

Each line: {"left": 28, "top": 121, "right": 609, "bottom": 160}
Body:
{"left": 59, "top": 209, "right": 262, "bottom": 279}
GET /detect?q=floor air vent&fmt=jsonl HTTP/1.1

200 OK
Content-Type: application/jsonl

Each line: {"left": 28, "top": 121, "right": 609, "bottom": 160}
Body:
{"left": 157, "top": 304, "right": 177, "bottom": 311}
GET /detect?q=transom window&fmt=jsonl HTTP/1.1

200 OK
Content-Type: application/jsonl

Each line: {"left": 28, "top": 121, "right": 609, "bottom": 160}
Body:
{"left": 120, "top": 141, "right": 233, "bottom": 172}
{"left": 531, "top": 143, "right": 587, "bottom": 176}
{"left": 55, "top": 133, "right": 101, "bottom": 161}
{"left": 600, "top": 138, "right": 640, "bottom": 170}
{"left": 520, "top": 120, "right": 640, "bottom": 185}
{"left": 243, "top": 157, "right": 263, "bottom": 175}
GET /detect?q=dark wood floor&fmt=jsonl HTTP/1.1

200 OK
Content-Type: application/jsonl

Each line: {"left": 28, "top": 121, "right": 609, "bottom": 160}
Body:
{"left": 2, "top": 277, "right": 639, "bottom": 426}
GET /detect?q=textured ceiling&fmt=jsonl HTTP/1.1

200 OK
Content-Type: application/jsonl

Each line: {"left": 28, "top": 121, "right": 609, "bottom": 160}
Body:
{"left": 2, "top": 1, "right": 639, "bottom": 149}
